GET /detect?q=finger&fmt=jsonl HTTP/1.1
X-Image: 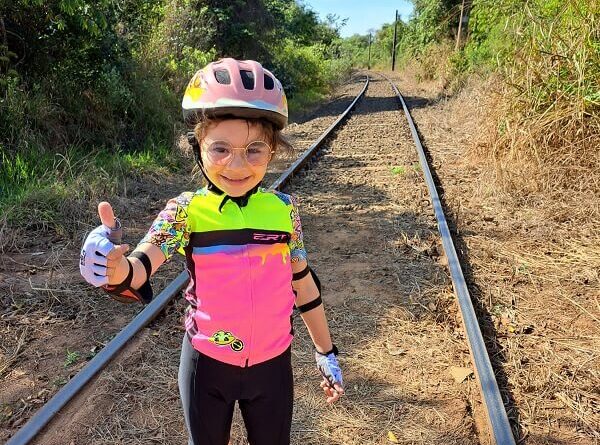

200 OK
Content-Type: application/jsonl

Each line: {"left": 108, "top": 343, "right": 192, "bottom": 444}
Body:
{"left": 327, "top": 391, "right": 340, "bottom": 404}
{"left": 328, "top": 388, "right": 340, "bottom": 402}
{"left": 106, "top": 244, "right": 129, "bottom": 260}
{"left": 86, "top": 273, "right": 108, "bottom": 287}
{"left": 333, "top": 383, "right": 345, "bottom": 394}
{"left": 98, "top": 202, "right": 117, "bottom": 229}
{"left": 91, "top": 264, "right": 108, "bottom": 278}
{"left": 88, "top": 252, "right": 108, "bottom": 267}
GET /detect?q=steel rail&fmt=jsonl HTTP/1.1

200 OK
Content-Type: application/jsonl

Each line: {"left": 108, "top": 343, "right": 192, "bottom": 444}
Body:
{"left": 382, "top": 73, "right": 516, "bottom": 445}
{"left": 5, "top": 272, "right": 190, "bottom": 445}
{"left": 6, "top": 74, "right": 369, "bottom": 445}
{"left": 269, "top": 76, "right": 369, "bottom": 191}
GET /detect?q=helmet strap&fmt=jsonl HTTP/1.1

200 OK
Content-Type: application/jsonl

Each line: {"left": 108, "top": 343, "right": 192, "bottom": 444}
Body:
{"left": 187, "top": 131, "right": 260, "bottom": 208}
{"left": 188, "top": 131, "right": 223, "bottom": 193}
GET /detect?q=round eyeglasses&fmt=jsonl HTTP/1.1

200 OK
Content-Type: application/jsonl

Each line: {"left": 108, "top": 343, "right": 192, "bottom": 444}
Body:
{"left": 202, "top": 140, "right": 274, "bottom": 166}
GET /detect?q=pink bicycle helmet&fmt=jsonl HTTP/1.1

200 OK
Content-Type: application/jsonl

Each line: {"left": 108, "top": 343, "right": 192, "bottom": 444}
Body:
{"left": 182, "top": 58, "right": 288, "bottom": 129}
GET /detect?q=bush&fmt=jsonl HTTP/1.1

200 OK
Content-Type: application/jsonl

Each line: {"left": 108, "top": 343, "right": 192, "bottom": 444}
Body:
{"left": 483, "top": 0, "right": 600, "bottom": 194}
{"left": 1, "top": 0, "right": 351, "bottom": 243}
{"left": 271, "top": 40, "right": 351, "bottom": 99}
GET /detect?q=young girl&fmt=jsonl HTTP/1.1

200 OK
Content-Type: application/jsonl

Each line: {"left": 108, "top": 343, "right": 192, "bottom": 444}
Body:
{"left": 79, "top": 58, "right": 343, "bottom": 445}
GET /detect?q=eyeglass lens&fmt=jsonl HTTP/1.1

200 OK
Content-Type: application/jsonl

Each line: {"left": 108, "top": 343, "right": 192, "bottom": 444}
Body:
{"left": 206, "top": 141, "right": 272, "bottom": 166}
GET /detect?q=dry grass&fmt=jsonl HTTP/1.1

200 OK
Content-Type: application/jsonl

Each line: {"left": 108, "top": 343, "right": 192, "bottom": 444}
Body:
{"left": 388, "top": 61, "right": 599, "bottom": 442}
{"left": 477, "top": 0, "right": 600, "bottom": 203}
{"left": 466, "top": 10, "right": 600, "bottom": 437}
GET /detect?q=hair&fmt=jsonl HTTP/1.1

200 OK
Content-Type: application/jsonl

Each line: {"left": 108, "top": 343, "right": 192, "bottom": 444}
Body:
{"left": 193, "top": 116, "right": 293, "bottom": 158}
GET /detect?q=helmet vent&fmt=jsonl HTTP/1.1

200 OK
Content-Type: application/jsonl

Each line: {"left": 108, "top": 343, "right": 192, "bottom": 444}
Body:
{"left": 214, "top": 70, "right": 231, "bottom": 84}
{"left": 240, "top": 70, "right": 255, "bottom": 89}
{"left": 264, "top": 74, "right": 274, "bottom": 90}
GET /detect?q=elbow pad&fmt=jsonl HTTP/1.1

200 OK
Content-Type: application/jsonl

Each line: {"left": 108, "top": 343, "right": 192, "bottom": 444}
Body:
{"left": 293, "top": 265, "right": 322, "bottom": 313}
{"left": 292, "top": 265, "right": 321, "bottom": 292}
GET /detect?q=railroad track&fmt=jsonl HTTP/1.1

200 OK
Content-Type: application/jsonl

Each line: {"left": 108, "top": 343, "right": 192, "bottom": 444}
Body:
{"left": 8, "top": 73, "right": 516, "bottom": 445}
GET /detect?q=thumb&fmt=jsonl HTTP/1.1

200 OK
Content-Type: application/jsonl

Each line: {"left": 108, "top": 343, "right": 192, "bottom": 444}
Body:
{"left": 98, "top": 201, "right": 117, "bottom": 229}
{"left": 106, "top": 243, "right": 130, "bottom": 260}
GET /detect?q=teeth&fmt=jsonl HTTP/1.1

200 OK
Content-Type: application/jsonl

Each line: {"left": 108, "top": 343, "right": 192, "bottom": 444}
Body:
{"left": 224, "top": 176, "right": 248, "bottom": 181}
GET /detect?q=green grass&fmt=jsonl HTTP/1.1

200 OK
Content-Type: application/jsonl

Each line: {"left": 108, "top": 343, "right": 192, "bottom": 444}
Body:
{"left": 63, "top": 350, "right": 80, "bottom": 368}
{"left": 391, "top": 165, "right": 406, "bottom": 175}
{"left": 288, "top": 88, "right": 328, "bottom": 118}
{"left": 0, "top": 143, "right": 185, "bottom": 234}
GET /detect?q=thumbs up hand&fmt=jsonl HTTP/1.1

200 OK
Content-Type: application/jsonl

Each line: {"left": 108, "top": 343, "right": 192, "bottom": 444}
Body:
{"left": 98, "top": 201, "right": 123, "bottom": 244}
{"left": 80, "top": 202, "right": 130, "bottom": 287}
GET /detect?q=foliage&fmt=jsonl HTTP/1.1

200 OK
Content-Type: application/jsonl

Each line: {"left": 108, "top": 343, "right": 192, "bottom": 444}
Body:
{"left": 0, "top": 0, "right": 349, "bottom": 237}
{"left": 338, "top": 0, "right": 599, "bottom": 197}
{"left": 486, "top": 0, "right": 600, "bottom": 193}
{"left": 338, "top": 0, "right": 461, "bottom": 71}
{"left": 404, "top": 0, "right": 461, "bottom": 51}
{"left": 64, "top": 350, "right": 81, "bottom": 368}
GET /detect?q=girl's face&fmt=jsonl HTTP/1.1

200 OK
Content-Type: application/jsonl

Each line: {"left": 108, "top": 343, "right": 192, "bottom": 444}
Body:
{"left": 200, "top": 119, "right": 271, "bottom": 197}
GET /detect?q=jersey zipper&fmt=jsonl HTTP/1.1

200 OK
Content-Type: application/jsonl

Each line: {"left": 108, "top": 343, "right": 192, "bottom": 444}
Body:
{"left": 238, "top": 203, "right": 254, "bottom": 368}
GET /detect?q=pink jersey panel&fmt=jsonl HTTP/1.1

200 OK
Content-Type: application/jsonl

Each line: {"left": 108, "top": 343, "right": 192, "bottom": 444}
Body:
{"left": 188, "top": 243, "right": 294, "bottom": 367}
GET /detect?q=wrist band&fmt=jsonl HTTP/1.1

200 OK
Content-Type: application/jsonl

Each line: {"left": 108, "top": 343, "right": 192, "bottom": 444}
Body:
{"left": 102, "top": 258, "right": 153, "bottom": 304}
{"left": 130, "top": 250, "right": 152, "bottom": 281}
{"left": 316, "top": 344, "right": 339, "bottom": 356}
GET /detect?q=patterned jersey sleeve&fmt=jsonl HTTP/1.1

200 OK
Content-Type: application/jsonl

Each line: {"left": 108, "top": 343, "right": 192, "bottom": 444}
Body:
{"left": 288, "top": 195, "right": 307, "bottom": 263}
{"left": 138, "top": 191, "right": 193, "bottom": 261}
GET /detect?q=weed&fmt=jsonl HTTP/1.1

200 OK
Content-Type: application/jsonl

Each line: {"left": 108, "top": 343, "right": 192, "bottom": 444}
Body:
{"left": 516, "top": 263, "right": 530, "bottom": 275}
{"left": 52, "top": 377, "right": 68, "bottom": 387}
{"left": 64, "top": 350, "right": 80, "bottom": 368}
{"left": 391, "top": 166, "right": 406, "bottom": 175}
{"left": 477, "top": 0, "right": 600, "bottom": 196}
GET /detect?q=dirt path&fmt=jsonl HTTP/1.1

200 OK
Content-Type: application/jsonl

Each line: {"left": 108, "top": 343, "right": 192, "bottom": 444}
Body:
{"left": 389, "top": 70, "right": 599, "bottom": 444}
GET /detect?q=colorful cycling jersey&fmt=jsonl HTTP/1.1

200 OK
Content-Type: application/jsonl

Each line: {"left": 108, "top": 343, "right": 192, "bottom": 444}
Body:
{"left": 140, "top": 186, "right": 306, "bottom": 367}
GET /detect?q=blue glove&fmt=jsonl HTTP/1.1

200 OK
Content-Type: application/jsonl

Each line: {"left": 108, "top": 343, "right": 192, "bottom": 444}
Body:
{"left": 315, "top": 345, "right": 343, "bottom": 388}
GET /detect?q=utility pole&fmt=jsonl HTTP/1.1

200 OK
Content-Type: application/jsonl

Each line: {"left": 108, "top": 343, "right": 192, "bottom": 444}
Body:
{"left": 391, "top": 9, "right": 398, "bottom": 71}
{"left": 455, "top": 0, "right": 466, "bottom": 51}
{"left": 367, "top": 32, "right": 372, "bottom": 70}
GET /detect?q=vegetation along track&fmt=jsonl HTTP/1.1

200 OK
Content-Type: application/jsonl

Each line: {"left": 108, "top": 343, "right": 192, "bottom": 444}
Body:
{"left": 4, "top": 74, "right": 515, "bottom": 445}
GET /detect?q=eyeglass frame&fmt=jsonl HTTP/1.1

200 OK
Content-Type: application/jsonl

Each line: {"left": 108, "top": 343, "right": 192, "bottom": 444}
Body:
{"left": 200, "top": 139, "right": 275, "bottom": 166}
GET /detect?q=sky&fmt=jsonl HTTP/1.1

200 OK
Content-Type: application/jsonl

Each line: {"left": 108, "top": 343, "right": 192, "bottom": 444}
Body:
{"left": 303, "top": 1, "right": 414, "bottom": 38}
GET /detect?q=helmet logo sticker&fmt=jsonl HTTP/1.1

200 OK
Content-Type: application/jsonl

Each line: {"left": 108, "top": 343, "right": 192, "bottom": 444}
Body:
{"left": 183, "top": 73, "right": 205, "bottom": 103}
{"left": 185, "top": 86, "right": 204, "bottom": 103}
{"left": 192, "top": 74, "right": 202, "bottom": 88}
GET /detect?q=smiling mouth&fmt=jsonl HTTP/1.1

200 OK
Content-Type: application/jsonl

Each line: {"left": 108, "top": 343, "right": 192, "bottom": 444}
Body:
{"left": 220, "top": 175, "right": 251, "bottom": 183}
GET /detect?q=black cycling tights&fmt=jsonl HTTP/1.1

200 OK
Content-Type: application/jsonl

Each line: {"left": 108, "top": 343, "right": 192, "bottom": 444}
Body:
{"left": 178, "top": 336, "right": 293, "bottom": 445}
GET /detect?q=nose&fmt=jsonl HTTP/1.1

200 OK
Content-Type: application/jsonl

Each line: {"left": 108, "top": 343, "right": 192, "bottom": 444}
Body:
{"left": 227, "top": 150, "right": 249, "bottom": 169}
